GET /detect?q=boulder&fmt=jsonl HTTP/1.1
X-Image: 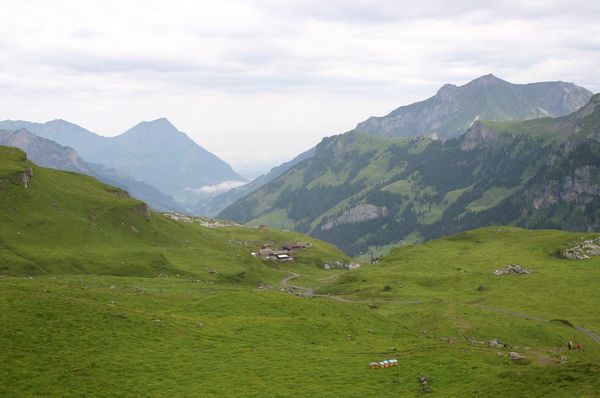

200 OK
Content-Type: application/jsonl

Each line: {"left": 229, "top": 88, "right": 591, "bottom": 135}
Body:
{"left": 560, "top": 237, "right": 600, "bottom": 259}
{"left": 493, "top": 264, "right": 530, "bottom": 276}
{"left": 509, "top": 351, "right": 527, "bottom": 361}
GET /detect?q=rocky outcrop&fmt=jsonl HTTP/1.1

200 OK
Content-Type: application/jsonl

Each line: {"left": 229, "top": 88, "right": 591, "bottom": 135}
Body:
{"left": 509, "top": 352, "right": 527, "bottom": 361}
{"left": 493, "top": 264, "right": 530, "bottom": 276}
{"left": 460, "top": 122, "right": 502, "bottom": 151}
{"left": 561, "top": 237, "right": 600, "bottom": 259}
{"left": 133, "top": 203, "right": 151, "bottom": 221}
{"left": 20, "top": 167, "right": 33, "bottom": 188}
{"left": 321, "top": 204, "right": 388, "bottom": 230}
{"left": 321, "top": 261, "right": 360, "bottom": 270}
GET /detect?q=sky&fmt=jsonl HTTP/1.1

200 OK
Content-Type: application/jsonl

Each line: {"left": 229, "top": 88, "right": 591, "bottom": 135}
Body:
{"left": 0, "top": 0, "right": 599, "bottom": 178}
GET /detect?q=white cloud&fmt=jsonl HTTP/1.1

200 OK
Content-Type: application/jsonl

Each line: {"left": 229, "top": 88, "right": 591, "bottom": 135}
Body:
{"left": 0, "top": 0, "right": 598, "bottom": 172}
{"left": 187, "top": 180, "right": 248, "bottom": 195}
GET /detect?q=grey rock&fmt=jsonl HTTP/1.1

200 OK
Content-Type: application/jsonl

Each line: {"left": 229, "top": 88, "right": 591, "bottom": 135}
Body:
{"left": 509, "top": 351, "right": 527, "bottom": 361}
{"left": 561, "top": 237, "right": 600, "bottom": 259}
{"left": 493, "top": 264, "right": 530, "bottom": 276}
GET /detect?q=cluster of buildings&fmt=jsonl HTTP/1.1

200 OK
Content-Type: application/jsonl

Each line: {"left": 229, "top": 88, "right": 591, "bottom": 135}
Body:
{"left": 252, "top": 242, "right": 312, "bottom": 262}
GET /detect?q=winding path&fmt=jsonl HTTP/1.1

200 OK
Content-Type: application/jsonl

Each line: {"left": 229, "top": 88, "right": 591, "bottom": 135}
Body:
{"left": 279, "top": 272, "right": 600, "bottom": 344}
{"left": 280, "top": 272, "right": 600, "bottom": 344}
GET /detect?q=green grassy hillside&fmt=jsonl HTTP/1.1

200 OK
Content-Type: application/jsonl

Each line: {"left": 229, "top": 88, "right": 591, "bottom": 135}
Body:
{"left": 1, "top": 146, "right": 599, "bottom": 397}
{"left": 0, "top": 146, "right": 349, "bottom": 283}
{"left": 1, "top": 228, "right": 598, "bottom": 397}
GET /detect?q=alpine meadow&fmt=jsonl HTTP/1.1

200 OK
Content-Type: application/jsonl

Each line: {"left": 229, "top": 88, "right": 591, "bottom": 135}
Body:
{"left": 1, "top": 1, "right": 599, "bottom": 397}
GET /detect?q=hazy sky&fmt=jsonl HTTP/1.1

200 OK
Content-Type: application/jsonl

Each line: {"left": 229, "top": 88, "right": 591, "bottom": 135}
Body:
{"left": 1, "top": 0, "right": 599, "bottom": 178}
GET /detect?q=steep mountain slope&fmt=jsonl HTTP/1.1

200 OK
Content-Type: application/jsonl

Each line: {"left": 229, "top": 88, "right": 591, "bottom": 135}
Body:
{"left": 220, "top": 95, "right": 600, "bottom": 255}
{"left": 199, "top": 146, "right": 316, "bottom": 215}
{"left": 0, "top": 129, "right": 181, "bottom": 211}
{"left": 356, "top": 74, "right": 592, "bottom": 139}
{"left": 0, "top": 118, "right": 246, "bottom": 205}
{"left": 0, "top": 145, "right": 348, "bottom": 277}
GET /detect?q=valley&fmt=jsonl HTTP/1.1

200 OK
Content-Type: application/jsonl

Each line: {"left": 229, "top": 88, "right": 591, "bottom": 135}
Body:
{"left": 2, "top": 2, "right": 599, "bottom": 396}
{"left": 0, "top": 146, "right": 598, "bottom": 396}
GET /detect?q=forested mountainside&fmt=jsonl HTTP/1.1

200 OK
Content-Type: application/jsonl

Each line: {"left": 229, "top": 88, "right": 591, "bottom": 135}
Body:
{"left": 221, "top": 94, "right": 600, "bottom": 255}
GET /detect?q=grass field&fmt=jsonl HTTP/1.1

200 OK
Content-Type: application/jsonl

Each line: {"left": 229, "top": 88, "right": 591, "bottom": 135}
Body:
{"left": 1, "top": 146, "right": 599, "bottom": 397}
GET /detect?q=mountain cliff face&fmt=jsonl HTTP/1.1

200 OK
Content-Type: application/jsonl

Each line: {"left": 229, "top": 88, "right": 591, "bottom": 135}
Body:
{"left": 220, "top": 95, "right": 600, "bottom": 255}
{"left": 0, "top": 129, "right": 181, "bottom": 211}
{"left": 0, "top": 118, "right": 245, "bottom": 205}
{"left": 356, "top": 74, "right": 592, "bottom": 140}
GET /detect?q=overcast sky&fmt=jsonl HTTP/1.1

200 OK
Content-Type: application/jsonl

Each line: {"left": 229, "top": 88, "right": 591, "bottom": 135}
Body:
{"left": 1, "top": 0, "right": 599, "bottom": 178}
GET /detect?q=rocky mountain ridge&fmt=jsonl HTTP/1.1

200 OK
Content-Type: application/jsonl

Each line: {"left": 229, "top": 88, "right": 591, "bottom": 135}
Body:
{"left": 356, "top": 74, "right": 592, "bottom": 139}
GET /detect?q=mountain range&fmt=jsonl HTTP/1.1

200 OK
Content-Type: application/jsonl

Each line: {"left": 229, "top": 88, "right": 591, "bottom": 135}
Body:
{"left": 0, "top": 118, "right": 246, "bottom": 205}
{"left": 0, "top": 128, "right": 182, "bottom": 211}
{"left": 1, "top": 74, "right": 600, "bottom": 396}
{"left": 220, "top": 82, "right": 599, "bottom": 255}
{"left": 0, "top": 74, "right": 595, "bottom": 224}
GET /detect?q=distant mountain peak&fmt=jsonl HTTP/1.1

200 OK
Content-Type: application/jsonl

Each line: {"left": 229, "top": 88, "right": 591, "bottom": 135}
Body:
{"left": 139, "top": 117, "right": 175, "bottom": 128}
{"left": 124, "top": 118, "right": 180, "bottom": 138}
{"left": 146, "top": 117, "right": 173, "bottom": 126}
{"left": 47, "top": 118, "right": 70, "bottom": 124}
{"left": 467, "top": 73, "right": 507, "bottom": 87}
{"left": 480, "top": 73, "right": 498, "bottom": 79}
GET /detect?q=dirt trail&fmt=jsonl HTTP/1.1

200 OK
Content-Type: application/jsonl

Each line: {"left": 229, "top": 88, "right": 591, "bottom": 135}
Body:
{"left": 472, "top": 304, "right": 600, "bottom": 345}
{"left": 279, "top": 273, "right": 599, "bottom": 344}
{"left": 318, "top": 273, "right": 344, "bottom": 282}
{"left": 574, "top": 326, "right": 600, "bottom": 344}
{"left": 279, "top": 272, "right": 300, "bottom": 287}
